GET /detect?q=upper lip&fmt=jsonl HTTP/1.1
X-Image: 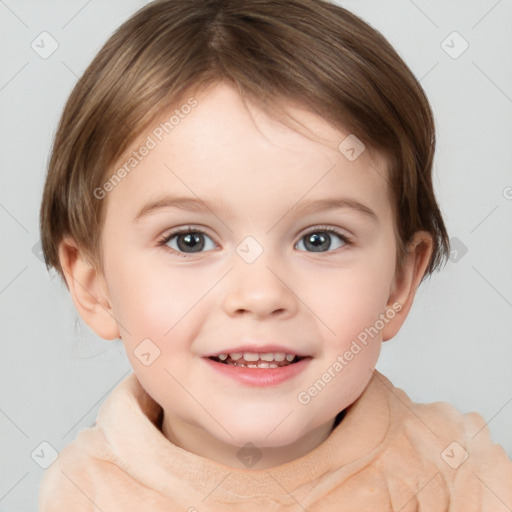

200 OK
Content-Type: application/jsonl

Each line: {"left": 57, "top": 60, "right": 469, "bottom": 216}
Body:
{"left": 204, "top": 344, "right": 312, "bottom": 358}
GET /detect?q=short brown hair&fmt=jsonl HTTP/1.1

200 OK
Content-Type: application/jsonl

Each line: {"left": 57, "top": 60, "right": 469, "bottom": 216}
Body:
{"left": 40, "top": 0, "right": 449, "bottom": 283}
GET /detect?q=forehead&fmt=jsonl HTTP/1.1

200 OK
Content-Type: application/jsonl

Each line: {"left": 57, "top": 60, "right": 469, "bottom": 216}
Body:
{"left": 103, "top": 82, "right": 391, "bottom": 225}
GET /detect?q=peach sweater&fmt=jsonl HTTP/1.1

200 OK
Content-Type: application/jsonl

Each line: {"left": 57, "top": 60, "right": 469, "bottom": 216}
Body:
{"left": 38, "top": 371, "right": 512, "bottom": 511}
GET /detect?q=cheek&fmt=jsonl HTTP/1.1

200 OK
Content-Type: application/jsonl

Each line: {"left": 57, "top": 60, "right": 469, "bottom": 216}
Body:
{"left": 110, "top": 274, "right": 177, "bottom": 336}
{"left": 107, "top": 259, "right": 214, "bottom": 346}
{"left": 304, "top": 256, "right": 395, "bottom": 339}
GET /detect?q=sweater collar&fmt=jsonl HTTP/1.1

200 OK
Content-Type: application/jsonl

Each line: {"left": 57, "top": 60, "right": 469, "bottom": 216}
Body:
{"left": 97, "top": 370, "right": 392, "bottom": 503}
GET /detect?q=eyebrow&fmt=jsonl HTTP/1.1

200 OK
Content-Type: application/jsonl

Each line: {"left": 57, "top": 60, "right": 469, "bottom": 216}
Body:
{"left": 133, "top": 194, "right": 378, "bottom": 223}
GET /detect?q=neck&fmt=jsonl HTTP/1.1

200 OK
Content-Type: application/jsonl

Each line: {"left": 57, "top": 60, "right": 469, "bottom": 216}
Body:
{"left": 160, "top": 412, "right": 338, "bottom": 470}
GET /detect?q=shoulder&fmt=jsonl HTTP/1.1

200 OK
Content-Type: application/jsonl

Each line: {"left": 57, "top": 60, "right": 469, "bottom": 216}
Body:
{"left": 38, "top": 373, "right": 157, "bottom": 511}
{"left": 38, "top": 425, "right": 110, "bottom": 512}
{"left": 391, "top": 383, "right": 506, "bottom": 462}
{"left": 379, "top": 374, "right": 512, "bottom": 509}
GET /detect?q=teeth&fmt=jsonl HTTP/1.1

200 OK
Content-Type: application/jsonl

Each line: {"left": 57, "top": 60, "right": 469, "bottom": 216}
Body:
{"left": 235, "top": 361, "right": 279, "bottom": 368}
{"left": 243, "top": 352, "right": 260, "bottom": 362}
{"left": 223, "top": 352, "right": 297, "bottom": 362}
{"left": 211, "top": 351, "right": 303, "bottom": 366}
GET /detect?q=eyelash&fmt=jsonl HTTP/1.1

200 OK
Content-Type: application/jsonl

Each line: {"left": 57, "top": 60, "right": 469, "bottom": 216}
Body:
{"left": 157, "top": 225, "right": 352, "bottom": 258}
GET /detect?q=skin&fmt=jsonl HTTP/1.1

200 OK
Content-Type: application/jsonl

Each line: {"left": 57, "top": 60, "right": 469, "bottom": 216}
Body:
{"left": 59, "top": 81, "right": 433, "bottom": 470}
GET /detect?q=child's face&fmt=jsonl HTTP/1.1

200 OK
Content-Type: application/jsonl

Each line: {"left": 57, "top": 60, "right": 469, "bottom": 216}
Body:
{"left": 91, "top": 82, "right": 413, "bottom": 468}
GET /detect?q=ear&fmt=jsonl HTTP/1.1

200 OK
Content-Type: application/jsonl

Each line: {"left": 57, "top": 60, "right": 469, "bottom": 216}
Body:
{"left": 382, "top": 231, "right": 433, "bottom": 341}
{"left": 58, "top": 237, "right": 120, "bottom": 340}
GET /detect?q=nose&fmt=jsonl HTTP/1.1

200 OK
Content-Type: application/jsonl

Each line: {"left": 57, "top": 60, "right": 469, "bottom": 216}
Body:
{"left": 221, "top": 253, "right": 299, "bottom": 320}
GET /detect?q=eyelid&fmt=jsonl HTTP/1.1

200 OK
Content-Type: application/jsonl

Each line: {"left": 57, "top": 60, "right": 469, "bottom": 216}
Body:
{"left": 158, "top": 224, "right": 351, "bottom": 243}
{"left": 298, "top": 224, "right": 352, "bottom": 242}
{"left": 157, "top": 223, "right": 353, "bottom": 259}
{"left": 157, "top": 225, "right": 218, "bottom": 251}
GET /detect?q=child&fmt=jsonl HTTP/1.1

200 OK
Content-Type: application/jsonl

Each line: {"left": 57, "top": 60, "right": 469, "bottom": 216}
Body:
{"left": 38, "top": 0, "right": 512, "bottom": 510}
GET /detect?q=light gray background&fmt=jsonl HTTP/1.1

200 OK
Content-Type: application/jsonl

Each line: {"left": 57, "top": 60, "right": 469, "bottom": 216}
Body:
{"left": 1, "top": 1, "right": 511, "bottom": 510}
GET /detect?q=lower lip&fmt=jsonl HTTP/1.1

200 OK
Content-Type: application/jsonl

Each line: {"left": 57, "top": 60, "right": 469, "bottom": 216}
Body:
{"left": 203, "top": 357, "right": 312, "bottom": 387}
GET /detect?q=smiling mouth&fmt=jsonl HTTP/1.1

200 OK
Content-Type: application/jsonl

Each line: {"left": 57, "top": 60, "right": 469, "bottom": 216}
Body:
{"left": 208, "top": 354, "right": 307, "bottom": 368}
